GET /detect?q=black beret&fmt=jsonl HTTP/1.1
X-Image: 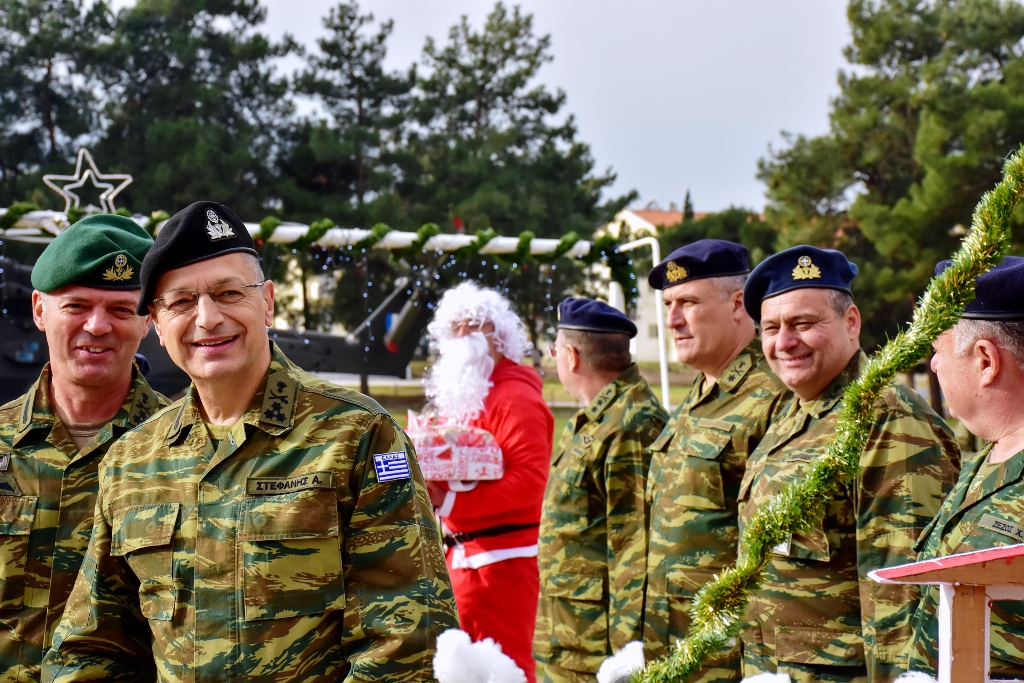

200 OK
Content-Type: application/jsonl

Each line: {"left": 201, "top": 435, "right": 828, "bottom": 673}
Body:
{"left": 648, "top": 239, "right": 750, "bottom": 290}
{"left": 743, "top": 245, "right": 858, "bottom": 322}
{"left": 935, "top": 255, "right": 1024, "bottom": 320}
{"left": 558, "top": 297, "right": 637, "bottom": 337}
{"left": 139, "top": 201, "right": 258, "bottom": 314}
{"left": 32, "top": 214, "right": 153, "bottom": 292}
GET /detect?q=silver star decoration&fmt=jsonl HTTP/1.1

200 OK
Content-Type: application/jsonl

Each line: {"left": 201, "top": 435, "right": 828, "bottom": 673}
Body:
{"left": 42, "top": 148, "right": 133, "bottom": 214}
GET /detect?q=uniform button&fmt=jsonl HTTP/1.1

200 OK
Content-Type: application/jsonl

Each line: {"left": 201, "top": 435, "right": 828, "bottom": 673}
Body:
{"left": 846, "top": 647, "right": 857, "bottom": 657}
{"left": 252, "top": 513, "right": 266, "bottom": 528}
{"left": 145, "top": 521, "right": 157, "bottom": 534}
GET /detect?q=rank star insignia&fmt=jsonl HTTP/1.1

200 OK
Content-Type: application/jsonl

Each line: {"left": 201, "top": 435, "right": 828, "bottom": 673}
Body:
{"left": 665, "top": 261, "right": 688, "bottom": 283}
{"left": 103, "top": 253, "right": 134, "bottom": 282}
{"left": 791, "top": 255, "right": 822, "bottom": 280}
{"left": 205, "top": 209, "right": 236, "bottom": 240}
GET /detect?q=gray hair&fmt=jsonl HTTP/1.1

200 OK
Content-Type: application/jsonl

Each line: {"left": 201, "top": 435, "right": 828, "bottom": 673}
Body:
{"left": 711, "top": 274, "right": 748, "bottom": 300}
{"left": 827, "top": 290, "right": 854, "bottom": 318}
{"left": 242, "top": 253, "right": 265, "bottom": 282}
{"left": 952, "top": 318, "right": 1024, "bottom": 368}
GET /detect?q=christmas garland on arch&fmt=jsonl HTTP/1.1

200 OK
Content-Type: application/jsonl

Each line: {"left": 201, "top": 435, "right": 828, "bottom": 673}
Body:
{"left": 635, "top": 148, "right": 1024, "bottom": 683}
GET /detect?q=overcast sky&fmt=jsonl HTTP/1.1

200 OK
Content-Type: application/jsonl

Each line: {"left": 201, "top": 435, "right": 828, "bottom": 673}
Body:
{"left": 112, "top": 1, "right": 852, "bottom": 212}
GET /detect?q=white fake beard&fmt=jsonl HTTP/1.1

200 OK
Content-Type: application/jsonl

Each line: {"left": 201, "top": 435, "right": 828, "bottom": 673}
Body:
{"left": 425, "top": 333, "right": 495, "bottom": 423}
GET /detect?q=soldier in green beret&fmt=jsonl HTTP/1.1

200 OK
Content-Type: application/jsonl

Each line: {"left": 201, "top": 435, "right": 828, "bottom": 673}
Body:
{"left": 0, "top": 214, "right": 166, "bottom": 682}
{"left": 44, "top": 201, "right": 459, "bottom": 682}
{"left": 534, "top": 298, "right": 667, "bottom": 683}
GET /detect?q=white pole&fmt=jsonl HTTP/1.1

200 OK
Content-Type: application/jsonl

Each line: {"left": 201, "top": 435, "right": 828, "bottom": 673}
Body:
{"left": 619, "top": 237, "right": 670, "bottom": 410}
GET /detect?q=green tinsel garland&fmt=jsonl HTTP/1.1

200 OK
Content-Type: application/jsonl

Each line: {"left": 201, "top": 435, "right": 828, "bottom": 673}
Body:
{"left": 635, "top": 148, "right": 1024, "bottom": 683}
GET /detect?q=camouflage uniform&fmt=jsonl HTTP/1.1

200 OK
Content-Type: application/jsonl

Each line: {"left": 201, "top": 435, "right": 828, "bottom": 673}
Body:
{"left": 643, "top": 342, "right": 788, "bottom": 683}
{"left": 42, "top": 344, "right": 459, "bottom": 682}
{"left": 738, "top": 351, "right": 959, "bottom": 683}
{"left": 0, "top": 364, "right": 164, "bottom": 683}
{"left": 907, "top": 444, "right": 1024, "bottom": 679}
{"left": 535, "top": 365, "right": 667, "bottom": 683}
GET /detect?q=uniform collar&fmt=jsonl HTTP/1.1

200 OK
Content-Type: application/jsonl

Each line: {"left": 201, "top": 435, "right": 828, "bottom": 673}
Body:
{"left": 165, "top": 342, "right": 300, "bottom": 444}
{"left": 798, "top": 349, "right": 866, "bottom": 419}
{"left": 579, "top": 364, "right": 641, "bottom": 424}
{"left": 716, "top": 340, "right": 763, "bottom": 392}
{"left": 13, "top": 362, "right": 161, "bottom": 447}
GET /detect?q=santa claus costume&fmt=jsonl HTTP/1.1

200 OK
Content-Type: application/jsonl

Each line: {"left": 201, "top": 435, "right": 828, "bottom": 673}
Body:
{"left": 426, "top": 283, "right": 554, "bottom": 683}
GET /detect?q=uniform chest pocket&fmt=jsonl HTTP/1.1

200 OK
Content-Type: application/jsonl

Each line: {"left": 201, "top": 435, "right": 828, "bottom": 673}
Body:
{"left": 111, "top": 502, "right": 181, "bottom": 621}
{"left": 239, "top": 488, "right": 345, "bottom": 621}
{"left": 0, "top": 495, "right": 37, "bottom": 610}
{"left": 670, "top": 421, "right": 733, "bottom": 511}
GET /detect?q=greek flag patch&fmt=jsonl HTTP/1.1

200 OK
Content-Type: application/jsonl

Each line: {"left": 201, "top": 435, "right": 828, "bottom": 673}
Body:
{"left": 373, "top": 451, "right": 411, "bottom": 482}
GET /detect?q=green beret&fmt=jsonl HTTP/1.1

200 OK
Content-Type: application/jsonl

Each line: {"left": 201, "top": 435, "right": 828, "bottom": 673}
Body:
{"left": 31, "top": 214, "right": 153, "bottom": 293}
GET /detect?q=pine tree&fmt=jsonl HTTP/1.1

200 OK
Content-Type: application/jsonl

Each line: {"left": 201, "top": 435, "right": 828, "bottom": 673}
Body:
{"left": 683, "top": 189, "right": 695, "bottom": 221}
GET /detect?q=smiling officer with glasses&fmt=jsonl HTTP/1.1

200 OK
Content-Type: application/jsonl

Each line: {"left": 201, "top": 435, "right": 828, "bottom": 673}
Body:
{"left": 44, "top": 201, "right": 459, "bottom": 682}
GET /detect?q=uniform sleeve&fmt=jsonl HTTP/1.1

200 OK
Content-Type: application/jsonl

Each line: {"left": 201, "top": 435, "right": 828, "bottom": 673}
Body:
{"left": 603, "top": 424, "right": 652, "bottom": 651}
{"left": 42, "top": 493, "right": 156, "bottom": 682}
{"left": 342, "top": 413, "right": 460, "bottom": 682}
{"left": 855, "top": 396, "right": 959, "bottom": 681}
{"left": 445, "top": 382, "right": 553, "bottom": 519}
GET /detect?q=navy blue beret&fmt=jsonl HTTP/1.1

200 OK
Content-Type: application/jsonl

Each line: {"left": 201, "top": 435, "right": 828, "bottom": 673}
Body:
{"left": 743, "top": 245, "right": 858, "bottom": 322}
{"left": 648, "top": 239, "right": 750, "bottom": 291}
{"left": 558, "top": 297, "right": 637, "bottom": 337}
{"left": 935, "top": 255, "right": 1024, "bottom": 320}
{"left": 139, "top": 201, "right": 258, "bottom": 314}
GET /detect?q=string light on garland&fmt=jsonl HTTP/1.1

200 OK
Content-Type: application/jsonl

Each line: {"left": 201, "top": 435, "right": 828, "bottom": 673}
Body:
{"left": 635, "top": 147, "right": 1024, "bottom": 683}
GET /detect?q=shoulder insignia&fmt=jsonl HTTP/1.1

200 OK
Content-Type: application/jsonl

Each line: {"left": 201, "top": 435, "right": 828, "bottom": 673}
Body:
{"left": 0, "top": 475, "right": 21, "bottom": 496}
{"left": 102, "top": 253, "right": 134, "bottom": 282}
{"left": 373, "top": 451, "right": 411, "bottom": 482}
{"left": 0, "top": 451, "right": 9, "bottom": 472}
{"left": 261, "top": 370, "right": 298, "bottom": 427}
{"left": 665, "top": 261, "right": 688, "bottom": 283}
{"left": 129, "top": 384, "right": 159, "bottom": 425}
{"left": 581, "top": 433, "right": 594, "bottom": 446}
{"left": 791, "top": 255, "right": 822, "bottom": 281}
{"left": 18, "top": 386, "right": 35, "bottom": 433}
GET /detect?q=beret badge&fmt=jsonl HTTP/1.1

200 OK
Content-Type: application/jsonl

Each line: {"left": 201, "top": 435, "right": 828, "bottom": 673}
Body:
{"left": 206, "top": 209, "right": 236, "bottom": 241}
{"left": 791, "top": 255, "right": 821, "bottom": 281}
{"left": 665, "top": 261, "right": 689, "bottom": 283}
{"left": 102, "top": 253, "right": 134, "bottom": 282}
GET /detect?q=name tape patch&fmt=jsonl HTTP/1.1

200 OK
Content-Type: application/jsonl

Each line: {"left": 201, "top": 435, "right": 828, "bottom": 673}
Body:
{"left": 979, "top": 513, "right": 1024, "bottom": 542}
{"left": 247, "top": 471, "right": 335, "bottom": 495}
{"left": 374, "top": 451, "right": 411, "bottom": 482}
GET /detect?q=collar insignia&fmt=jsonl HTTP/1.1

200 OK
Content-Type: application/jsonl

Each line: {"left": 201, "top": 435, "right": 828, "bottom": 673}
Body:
{"left": 103, "top": 253, "right": 134, "bottom": 282}
{"left": 665, "top": 261, "right": 688, "bottom": 283}
{"left": 791, "top": 255, "right": 822, "bottom": 281}
{"left": 205, "top": 209, "right": 236, "bottom": 241}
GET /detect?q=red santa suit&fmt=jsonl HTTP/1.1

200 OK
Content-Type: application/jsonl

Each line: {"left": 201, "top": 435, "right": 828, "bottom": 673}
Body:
{"left": 436, "top": 357, "right": 553, "bottom": 683}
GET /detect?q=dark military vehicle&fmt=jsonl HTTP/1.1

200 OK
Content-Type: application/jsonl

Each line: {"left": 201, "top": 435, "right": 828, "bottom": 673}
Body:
{"left": 1, "top": 251, "right": 433, "bottom": 404}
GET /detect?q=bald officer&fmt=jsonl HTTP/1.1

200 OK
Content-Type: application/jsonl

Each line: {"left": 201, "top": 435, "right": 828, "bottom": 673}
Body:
{"left": 642, "top": 240, "right": 788, "bottom": 683}
{"left": 44, "top": 201, "right": 459, "bottom": 682}
{"left": 0, "top": 215, "right": 165, "bottom": 682}
{"left": 737, "top": 246, "right": 959, "bottom": 683}
{"left": 908, "top": 256, "right": 1024, "bottom": 679}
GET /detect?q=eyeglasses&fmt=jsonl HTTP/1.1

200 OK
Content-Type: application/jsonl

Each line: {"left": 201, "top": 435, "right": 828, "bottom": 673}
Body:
{"left": 548, "top": 344, "right": 566, "bottom": 358}
{"left": 151, "top": 282, "right": 266, "bottom": 315}
{"left": 450, "top": 318, "right": 489, "bottom": 334}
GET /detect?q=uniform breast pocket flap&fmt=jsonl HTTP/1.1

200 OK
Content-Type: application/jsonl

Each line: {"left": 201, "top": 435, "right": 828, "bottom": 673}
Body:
{"left": 540, "top": 571, "right": 605, "bottom": 602}
{"left": 240, "top": 487, "right": 344, "bottom": 621}
{"left": 674, "top": 422, "right": 733, "bottom": 510}
{"left": 111, "top": 502, "right": 181, "bottom": 621}
{"left": 0, "top": 495, "right": 37, "bottom": 610}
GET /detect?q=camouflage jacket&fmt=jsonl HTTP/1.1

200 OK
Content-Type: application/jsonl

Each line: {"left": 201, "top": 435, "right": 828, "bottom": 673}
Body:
{"left": 908, "top": 444, "right": 1024, "bottom": 679}
{"left": 738, "top": 352, "right": 959, "bottom": 683}
{"left": 0, "top": 364, "right": 164, "bottom": 683}
{"left": 643, "top": 342, "right": 788, "bottom": 681}
{"left": 534, "top": 365, "right": 667, "bottom": 678}
{"left": 42, "top": 344, "right": 459, "bottom": 683}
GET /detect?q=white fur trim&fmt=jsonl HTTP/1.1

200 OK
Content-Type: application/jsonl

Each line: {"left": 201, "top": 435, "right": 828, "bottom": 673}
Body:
{"left": 894, "top": 674, "right": 938, "bottom": 683}
{"left": 433, "top": 628, "right": 526, "bottom": 683}
{"left": 438, "top": 490, "right": 457, "bottom": 518}
{"left": 597, "top": 641, "right": 645, "bottom": 683}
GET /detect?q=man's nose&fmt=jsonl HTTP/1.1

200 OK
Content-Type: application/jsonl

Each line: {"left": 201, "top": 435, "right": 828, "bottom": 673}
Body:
{"left": 194, "top": 293, "right": 224, "bottom": 328}
{"left": 82, "top": 309, "right": 113, "bottom": 336}
{"left": 775, "top": 325, "right": 799, "bottom": 351}
{"left": 665, "top": 302, "right": 685, "bottom": 329}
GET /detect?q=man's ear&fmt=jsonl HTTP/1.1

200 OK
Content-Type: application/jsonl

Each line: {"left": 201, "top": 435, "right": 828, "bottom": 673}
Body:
{"left": 845, "top": 303, "right": 862, "bottom": 340}
{"left": 151, "top": 308, "right": 167, "bottom": 347}
{"left": 31, "top": 290, "right": 45, "bottom": 332}
{"left": 731, "top": 289, "right": 745, "bottom": 318}
{"left": 566, "top": 345, "right": 580, "bottom": 373}
{"left": 975, "top": 338, "right": 1002, "bottom": 388}
{"left": 263, "top": 280, "right": 275, "bottom": 327}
